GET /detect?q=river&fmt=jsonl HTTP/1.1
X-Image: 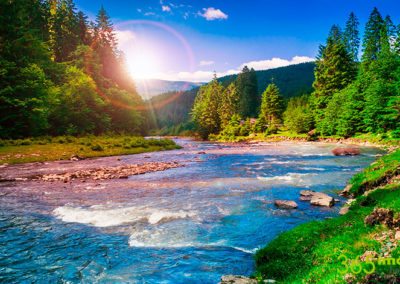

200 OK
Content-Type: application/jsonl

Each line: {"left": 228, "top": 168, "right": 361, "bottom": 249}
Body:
{"left": 0, "top": 138, "right": 382, "bottom": 283}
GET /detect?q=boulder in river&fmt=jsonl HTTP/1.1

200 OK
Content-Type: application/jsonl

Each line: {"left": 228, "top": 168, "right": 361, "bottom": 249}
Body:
{"left": 299, "top": 190, "right": 316, "bottom": 201}
{"left": 310, "top": 192, "right": 334, "bottom": 207}
{"left": 332, "top": 147, "right": 361, "bottom": 156}
{"left": 274, "top": 200, "right": 298, "bottom": 209}
{"left": 220, "top": 275, "right": 258, "bottom": 284}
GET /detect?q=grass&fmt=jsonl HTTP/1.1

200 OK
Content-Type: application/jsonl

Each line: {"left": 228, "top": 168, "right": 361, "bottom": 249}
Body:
{"left": 255, "top": 149, "right": 400, "bottom": 283}
{"left": 348, "top": 149, "right": 400, "bottom": 197}
{"left": 0, "top": 135, "right": 181, "bottom": 165}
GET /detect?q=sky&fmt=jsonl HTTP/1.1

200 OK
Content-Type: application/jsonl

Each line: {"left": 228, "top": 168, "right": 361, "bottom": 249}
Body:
{"left": 74, "top": 0, "right": 400, "bottom": 82}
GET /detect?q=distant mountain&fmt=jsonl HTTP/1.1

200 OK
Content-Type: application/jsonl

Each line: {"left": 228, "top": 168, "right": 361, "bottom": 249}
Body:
{"left": 136, "top": 79, "right": 203, "bottom": 99}
{"left": 149, "top": 62, "right": 315, "bottom": 128}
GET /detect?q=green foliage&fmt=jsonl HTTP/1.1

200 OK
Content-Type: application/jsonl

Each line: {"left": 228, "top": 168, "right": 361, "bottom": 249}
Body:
{"left": 362, "top": 7, "right": 385, "bottom": 67}
{"left": 151, "top": 63, "right": 315, "bottom": 132}
{"left": 219, "top": 83, "right": 240, "bottom": 128}
{"left": 312, "top": 25, "right": 357, "bottom": 122}
{"left": 49, "top": 66, "right": 109, "bottom": 135}
{"left": 349, "top": 149, "right": 400, "bottom": 197}
{"left": 259, "top": 83, "right": 284, "bottom": 129}
{"left": 344, "top": 12, "right": 361, "bottom": 62}
{"left": 283, "top": 95, "right": 314, "bottom": 133}
{"left": 217, "top": 114, "right": 242, "bottom": 141}
{"left": 318, "top": 84, "right": 364, "bottom": 137}
{"left": 191, "top": 76, "right": 223, "bottom": 139}
{"left": 236, "top": 66, "right": 259, "bottom": 118}
{"left": 311, "top": 8, "right": 399, "bottom": 138}
{"left": 0, "top": 63, "right": 52, "bottom": 138}
{"left": 0, "top": 0, "right": 145, "bottom": 138}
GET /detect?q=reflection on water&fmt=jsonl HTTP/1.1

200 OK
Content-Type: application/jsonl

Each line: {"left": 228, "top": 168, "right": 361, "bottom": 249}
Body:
{"left": 0, "top": 139, "right": 382, "bottom": 283}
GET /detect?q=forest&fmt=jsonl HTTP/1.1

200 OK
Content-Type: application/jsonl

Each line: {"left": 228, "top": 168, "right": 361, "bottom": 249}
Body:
{"left": 0, "top": 0, "right": 146, "bottom": 139}
{"left": 150, "top": 62, "right": 315, "bottom": 134}
{"left": 192, "top": 8, "right": 400, "bottom": 140}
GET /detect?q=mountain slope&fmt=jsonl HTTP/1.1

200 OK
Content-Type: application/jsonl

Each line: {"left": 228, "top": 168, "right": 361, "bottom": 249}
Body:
{"left": 136, "top": 79, "right": 203, "bottom": 99}
{"left": 149, "top": 62, "right": 315, "bottom": 128}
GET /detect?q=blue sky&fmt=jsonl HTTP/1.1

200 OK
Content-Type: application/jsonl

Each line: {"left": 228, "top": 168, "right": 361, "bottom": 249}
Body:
{"left": 75, "top": 0, "right": 400, "bottom": 82}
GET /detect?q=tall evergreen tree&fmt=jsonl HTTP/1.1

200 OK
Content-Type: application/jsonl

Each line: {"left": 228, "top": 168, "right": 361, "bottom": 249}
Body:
{"left": 362, "top": 7, "right": 384, "bottom": 66}
{"left": 236, "top": 66, "right": 259, "bottom": 118}
{"left": 312, "top": 25, "right": 357, "bottom": 119}
{"left": 343, "top": 12, "right": 360, "bottom": 61}
{"left": 259, "top": 83, "right": 284, "bottom": 128}
{"left": 384, "top": 15, "right": 396, "bottom": 48}
{"left": 53, "top": 0, "right": 80, "bottom": 62}
{"left": 219, "top": 83, "right": 240, "bottom": 128}
{"left": 192, "top": 75, "right": 223, "bottom": 138}
{"left": 77, "top": 11, "right": 91, "bottom": 45}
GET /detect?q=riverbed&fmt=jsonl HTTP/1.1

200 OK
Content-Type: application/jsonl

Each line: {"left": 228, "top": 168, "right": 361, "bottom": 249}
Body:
{"left": 0, "top": 138, "right": 382, "bottom": 283}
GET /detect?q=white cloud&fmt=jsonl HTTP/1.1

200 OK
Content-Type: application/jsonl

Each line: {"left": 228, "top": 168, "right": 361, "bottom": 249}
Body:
{"left": 240, "top": 56, "right": 314, "bottom": 71}
{"left": 200, "top": 7, "right": 228, "bottom": 21}
{"left": 144, "top": 12, "right": 156, "bottom": 16}
{"left": 162, "top": 5, "right": 171, "bottom": 12}
{"left": 199, "top": 60, "right": 215, "bottom": 66}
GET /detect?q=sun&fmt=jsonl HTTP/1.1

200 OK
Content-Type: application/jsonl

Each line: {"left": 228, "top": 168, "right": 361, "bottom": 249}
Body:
{"left": 126, "top": 50, "right": 160, "bottom": 80}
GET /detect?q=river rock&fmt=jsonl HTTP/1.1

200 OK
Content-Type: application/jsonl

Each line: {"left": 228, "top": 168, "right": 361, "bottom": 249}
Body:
{"left": 274, "top": 200, "right": 298, "bottom": 209}
{"left": 332, "top": 147, "right": 361, "bottom": 156}
{"left": 339, "top": 206, "right": 350, "bottom": 215}
{"left": 310, "top": 192, "right": 334, "bottom": 207}
{"left": 364, "top": 208, "right": 394, "bottom": 227}
{"left": 70, "top": 154, "right": 84, "bottom": 161}
{"left": 220, "top": 275, "right": 258, "bottom": 284}
{"left": 299, "top": 190, "right": 316, "bottom": 201}
{"left": 340, "top": 184, "right": 352, "bottom": 196}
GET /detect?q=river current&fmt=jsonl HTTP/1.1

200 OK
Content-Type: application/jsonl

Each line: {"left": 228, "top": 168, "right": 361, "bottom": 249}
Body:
{"left": 0, "top": 139, "right": 381, "bottom": 283}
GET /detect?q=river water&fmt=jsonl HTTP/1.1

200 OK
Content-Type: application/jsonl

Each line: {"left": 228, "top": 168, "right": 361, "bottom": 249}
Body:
{"left": 0, "top": 139, "right": 381, "bottom": 283}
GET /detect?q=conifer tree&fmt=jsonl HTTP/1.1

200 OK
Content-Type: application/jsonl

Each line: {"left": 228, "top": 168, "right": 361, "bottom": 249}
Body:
{"left": 312, "top": 25, "right": 357, "bottom": 116}
{"left": 236, "top": 66, "right": 259, "bottom": 118}
{"left": 192, "top": 74, "right": 223, "bottom": 138}
{"left": 362, "top": 7, "right": 384, "bottom": 66}
{"left": 53, "top": 0, "right": 80, "bottom": 62}
{"left": 77, "top": 11, "right": 91, "bottom": 45}
{"left": 259, "top": 83, "right": 284, "bottom": 128}
{"left": 343, "top": 12, "right": 360, "bottom": 61}
{"left": 219, "top": 83, "right": 240, "bottom": 128}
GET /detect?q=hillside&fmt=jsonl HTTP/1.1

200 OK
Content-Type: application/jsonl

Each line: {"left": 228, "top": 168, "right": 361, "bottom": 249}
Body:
{"left": 149, "top": 62, "right": 315, "bottom": 128}
{"left": 136, "top": 79, "right": 203, "bottom": 99}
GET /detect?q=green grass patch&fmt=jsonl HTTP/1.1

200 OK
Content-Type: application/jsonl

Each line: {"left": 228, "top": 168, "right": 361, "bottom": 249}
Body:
{"left": 349, "top": 149, "right": 400, "bottom": 197}
{"left": 0, "top": 135, "right": 181, "bottom": 165}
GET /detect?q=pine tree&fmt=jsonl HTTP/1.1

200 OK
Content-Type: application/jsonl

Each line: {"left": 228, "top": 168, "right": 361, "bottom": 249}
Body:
{"left": 77, "top": 11, "right": 91, "bottom": 45}
{"left": 192, "top": 75, "right": 223, "bottom": 138}
{"left": 259, "top": 83, "right": 284, "bottom": 128}
{"left": 94, "top": 6, "right": 119, "bottom": 81}
{"left": 362, "top": 7, "right": 384, "bottom": 66}
{"left": 312, "top": 25, "right": 357, "bottom": 117}
{"left": 219, "top": 83, "right": 240, "bottom": 128}
{"left": 384, "top": 15, "right": 396, "bottom": 50}
{"left": 343, "top": 12, "right": 360, "bottom": 61}
{"left": 236, "top": 66, "right": 259, "bottom": 118}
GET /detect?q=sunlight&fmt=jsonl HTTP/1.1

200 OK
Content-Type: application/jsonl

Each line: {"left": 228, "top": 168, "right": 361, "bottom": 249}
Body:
{"left": 126, "top": 50, "right": 160, "bottom": 80}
